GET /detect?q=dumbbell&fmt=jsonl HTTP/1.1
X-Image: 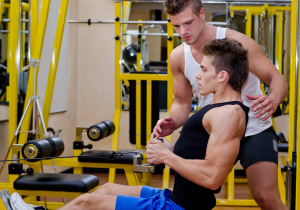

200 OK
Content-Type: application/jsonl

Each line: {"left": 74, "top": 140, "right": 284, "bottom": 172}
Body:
{"left": 87, "top": 121, "right": 115, "bottom": 141}
{"left": 22, "top": 137, "right": 65, "bottom": 162}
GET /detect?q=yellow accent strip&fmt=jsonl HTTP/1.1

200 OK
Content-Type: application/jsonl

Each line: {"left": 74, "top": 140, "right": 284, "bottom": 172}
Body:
{"left": 30, "top": 0, "right": 39, "bottom": 51}
{"left": 18, "top": 0, "right": 51, "bottom": 145}
{"left": 109, "top": 2, "right": 122, "bottom": 183}
{"left": 289, "top": 0, "right": 297, "bottom": 162}
{"left": 41, "top": 0, "right": 69, "bottom": 134}
{"left": 7, "top": 0, "right": 20, "bottom": 187}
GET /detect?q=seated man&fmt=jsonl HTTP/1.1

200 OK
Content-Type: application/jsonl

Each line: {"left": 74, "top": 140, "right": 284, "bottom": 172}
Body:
{"left": 58, "top": 38, "right": 249, "bottom": 210}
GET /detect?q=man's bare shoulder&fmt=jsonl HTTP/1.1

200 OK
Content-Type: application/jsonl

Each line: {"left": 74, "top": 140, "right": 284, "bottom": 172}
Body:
{"left": 226, "top": 29, "right": 259, "bottom": 49}
{"left": 170, "top": 43, "right": 184, "bottom": 59}
{"left": 206, "top": 104, "right": 246, "bottom": 129}
{"left": 206, "top": 104, "right": 247, "bottom": 139}
{"left": 170, "top": 43, "right": 185, "bottom": 72}
{"left": 213, "top": 104, "right": 245, "bottom": 118}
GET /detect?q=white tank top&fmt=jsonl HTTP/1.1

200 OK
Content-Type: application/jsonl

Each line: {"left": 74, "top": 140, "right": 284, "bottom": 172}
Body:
{"left": 184, "top": 27, "right": 272, "bottom": 136}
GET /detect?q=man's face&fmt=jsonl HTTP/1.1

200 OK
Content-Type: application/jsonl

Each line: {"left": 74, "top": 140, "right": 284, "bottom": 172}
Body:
{"left": 169, "top": 6, "right": 204, "bottom": 45}
{"left": 196, "top": 55, "right": 218, "bottom": 95}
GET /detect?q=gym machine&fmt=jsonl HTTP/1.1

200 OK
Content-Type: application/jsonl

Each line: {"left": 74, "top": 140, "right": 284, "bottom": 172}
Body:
{"left": 0, "top": 136, "right": 99, "bottom": 209}
{"left": 72, "top": 120, "right": 155, "bottom": 186}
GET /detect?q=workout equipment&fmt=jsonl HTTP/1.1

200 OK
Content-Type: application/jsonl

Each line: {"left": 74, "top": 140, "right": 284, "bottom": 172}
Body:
{"left": 22, "top": 137, "right": 64, "bottom": 162}
{"left": 285, "top": 0, "right": 300, "bottom": 209}
{"left": 0, "top": 58, "right": 48, "bottom": 174}
{"left": 133, "top": 138, "right": 165, "bottom": 173}
{"left": 0, "top": 150, "right": 142, "bottom": 163}
{"left": 17, "top": 58, "right": 48, "bottom": 137}
{"left": 123, "top": 44, "right": 138, "bottom": 65}
{"left": 0, "top": 137, "right": 99, "bottom": 209}
{"left": 73, "top": 126, "right": 142, "bottom": 186}
{"left": 282, "top": 152, "right": 296, "bottom": 209}
{"left": 87, "top": 121, "right": 115, "bottom": 141}
{"left": 133, "top": 153, "right": 165, "bottom": 174}
{"left": 129, "top": 71, "right": 160, "bottom": 146}
{"left": 0, "top": 1, "right": 101, "bottom": 209}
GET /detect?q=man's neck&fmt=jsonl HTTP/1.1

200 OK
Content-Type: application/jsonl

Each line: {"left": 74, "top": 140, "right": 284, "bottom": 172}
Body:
{"left": 190, "top": 24, "right": 217, "bottom": 52}
{"left": 212, "top": 86, "right": 242, "bottom": 104}
{"left": 189, "top": 24, "right": 217, "bottom": 64}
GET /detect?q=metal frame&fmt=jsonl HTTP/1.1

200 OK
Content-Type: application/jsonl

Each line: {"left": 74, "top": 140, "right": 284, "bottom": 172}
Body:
{"left": 7, "top": 0, "right": 20, "bottom": 186}
{"left": 289, "top": 0, "right": 300, "bottom": 208}
{"left": 41, "top": 0, "right": 69, "bottom": 134}
{"left": 0, "top": 143, "right": 99, "bottom": 209}
{"left": 18, "top": 0, "right": 50, "bottom": 148}
{"left": 109, "top": 1, "right": 174, "bottom": 187}
{"left": 72, "top": 127, "right": 141, "bottom": 186}
{"left": 0, "top": 2, "right": 79, "bottom": 208}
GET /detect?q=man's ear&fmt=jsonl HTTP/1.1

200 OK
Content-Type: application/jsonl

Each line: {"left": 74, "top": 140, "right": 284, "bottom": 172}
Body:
{"left": 200, "top": 8, "right": 206, "bottom": 21}
{"left": 218, "top": 70, "right": 229, "bottom": 83}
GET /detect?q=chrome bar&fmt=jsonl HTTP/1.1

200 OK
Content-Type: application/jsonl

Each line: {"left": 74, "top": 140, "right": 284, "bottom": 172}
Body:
{"left": 68, "top": 20, "right": 114, "bottom": 24}
{"left": 123, "top": 32, "right": 179, "bottom": 36}
{"left": 1, "top": 18, "right": 10, "bottom": 22}
{"left": 68, "top": 19, "right": 227, "bottom": 26}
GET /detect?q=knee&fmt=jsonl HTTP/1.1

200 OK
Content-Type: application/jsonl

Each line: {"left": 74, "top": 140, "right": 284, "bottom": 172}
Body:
{"left": 255, "top": 194, "right": 284, "bottom": 210}
{"left": 96, "top": 183, "right": 115, "bottom": 194}
{"left": 256, "top": 196, "right": 273, "bottom": 209}
{"left": 73, "top": 194, "right": 91, "bottom": 207}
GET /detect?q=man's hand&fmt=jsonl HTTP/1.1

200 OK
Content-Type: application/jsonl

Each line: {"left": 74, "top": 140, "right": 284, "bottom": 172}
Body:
{"left": 151, "top": 116, "right": 176, "bottom": 138}
{"left": 246, "top": 94, "right": 277, "bottom": 121}
{"left": 146, "top": 138, "right": 170, "bottom": 165}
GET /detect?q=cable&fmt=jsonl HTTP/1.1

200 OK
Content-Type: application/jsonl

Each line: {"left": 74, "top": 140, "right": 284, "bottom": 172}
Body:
{"left": 0, "top": 151, "right": 140, "bottom": 162}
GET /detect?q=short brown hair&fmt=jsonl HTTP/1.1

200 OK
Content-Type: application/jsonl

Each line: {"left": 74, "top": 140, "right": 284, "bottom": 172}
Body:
{"left": 201, "top": 38, "right": 249, "bottom": 92}
{"left": 163, "top": 0, "right": 203, "bottom": 16}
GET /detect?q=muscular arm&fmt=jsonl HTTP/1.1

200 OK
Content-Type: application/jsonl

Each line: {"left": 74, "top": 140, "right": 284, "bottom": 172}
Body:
{"left": 147, "top": 106, "right": 246, "bottom": 190}
{"left": 151, "top": 46, "right": 193, "bottom": 138}
{"left": 230, "top": 31, "right": 288, "bottom": 120}
{"left": 169, "top": 46, "right": 193, "bottom": 129}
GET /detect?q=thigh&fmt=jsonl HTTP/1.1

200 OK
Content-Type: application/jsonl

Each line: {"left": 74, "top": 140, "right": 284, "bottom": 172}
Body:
{"left": 239, "top": 127, "right": 278, "bottom": 170}
{"left": 246, "top": 161, "right": 281, "bottom": 199}
{"left": 94, "top": 183, "right": 143, "bottom": 197}
{"left": 58, "top": 193, "right": 117, "bottom": 210}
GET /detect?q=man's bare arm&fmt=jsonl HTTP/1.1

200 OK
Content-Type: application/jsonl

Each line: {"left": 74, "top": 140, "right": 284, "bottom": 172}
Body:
{"left": 230, "top": 31, "right": 288, "bottom": 120}
{"left": 152, "top": 46, "right": 193, "bottom": 138}
{"left": 147, "top": 106, "right": 246, "bottom": 190}
{"left": 168, "top": 46, "right": 193, "bottom": 129}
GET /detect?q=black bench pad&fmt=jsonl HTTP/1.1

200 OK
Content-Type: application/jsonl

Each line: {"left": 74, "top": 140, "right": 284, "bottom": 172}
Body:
{"left": 14, "top": 173, "right": 99, "bottom": 192}
{"left": 78, "top": 150, "right": 140, "bottom": 164}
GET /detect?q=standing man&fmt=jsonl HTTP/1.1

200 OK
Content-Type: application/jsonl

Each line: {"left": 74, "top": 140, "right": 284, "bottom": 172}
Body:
{"left": 58, "top": 38, "right": 249, "bottom": 210}
{"left": 152, "top": 1, "right": 288, "bottom": 209}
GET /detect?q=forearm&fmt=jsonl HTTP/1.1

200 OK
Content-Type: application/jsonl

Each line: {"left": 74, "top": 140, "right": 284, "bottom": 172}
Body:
{"left": 169, "top": 99, "right": 191, "bottom": 130}
{"left": 268, "top": 74, "right": 288, "bottom": 107}
{"left": 163, "top": 151, "right": 224, "bottom": 190}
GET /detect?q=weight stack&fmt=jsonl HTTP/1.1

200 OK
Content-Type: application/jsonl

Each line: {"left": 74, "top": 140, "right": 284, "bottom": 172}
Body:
{"left": 286, "top": 159, "right": 296, "bottom": 210}
{"left": 129, "top": 71, "right": 160, "bottom": 146}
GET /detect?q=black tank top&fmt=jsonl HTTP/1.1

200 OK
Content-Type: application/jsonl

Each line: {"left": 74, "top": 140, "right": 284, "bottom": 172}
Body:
{"left": 170, "top": 101, "right": 249, "bottom": 210}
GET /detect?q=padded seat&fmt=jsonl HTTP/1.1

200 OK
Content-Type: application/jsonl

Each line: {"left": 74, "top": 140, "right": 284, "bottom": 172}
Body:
{"left": 78, "top": 150, "right": 140, "bottom": 164}
{"left": 14, "top": 173, "right": 99, "bottom": 192}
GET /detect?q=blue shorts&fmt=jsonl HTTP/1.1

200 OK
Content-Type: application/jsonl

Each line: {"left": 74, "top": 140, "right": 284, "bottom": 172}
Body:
{"left": 115, "top": 186, "right": 185, "bottom": 210}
